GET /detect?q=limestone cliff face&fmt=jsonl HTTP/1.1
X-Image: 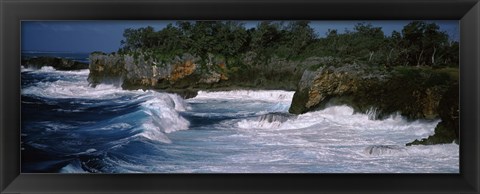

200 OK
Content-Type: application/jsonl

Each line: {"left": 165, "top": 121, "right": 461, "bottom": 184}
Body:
{"left": 291, "top": 65, "right": 363, "bottom": 113}
{"left": 289, "top": 64, "right": 459, "bottom": 145}
{"left": 169, "top": 60, "right": 197, "bottom": 82}
{"left": 88, "top": 52, "right": 342, "bottom": 91}
{"left": 88, "top": 53, "right": 228, "bottom": 89}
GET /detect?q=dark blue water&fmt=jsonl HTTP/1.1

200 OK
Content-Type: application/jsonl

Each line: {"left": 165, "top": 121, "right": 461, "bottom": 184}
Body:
{"left": 20, "top": 62, "right": 284, "bottom": 173}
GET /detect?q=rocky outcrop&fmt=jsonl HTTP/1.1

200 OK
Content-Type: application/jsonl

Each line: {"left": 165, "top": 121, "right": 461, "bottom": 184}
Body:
{"left": 169, "top": 60, "right": 197, "bottom": 82}
{"left": 22, "top": 56, "right": 88, "bottom": 70}
{"left": 88, "top": 53, "right": 229, "bottom": 89}
{"left": 289, "top": 64, "right": 458, "bottom": 145}
{"left": 289, "top": 64, "right": 456, "bottom": 120}
{"left": 406, "top": 83, "right": 459, "bottom": 145}
{"left": 87, "top": 51, "right": 348, "bottom": 92}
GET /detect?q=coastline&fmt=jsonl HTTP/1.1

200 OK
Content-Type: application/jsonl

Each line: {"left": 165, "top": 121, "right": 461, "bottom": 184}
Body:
{"left": 21, "top": 53, "right": 460, "bottom": 146}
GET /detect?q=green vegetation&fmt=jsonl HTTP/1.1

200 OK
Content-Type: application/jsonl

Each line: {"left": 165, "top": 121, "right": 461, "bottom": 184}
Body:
{"left": 118, "top": 21, "right": 458, "bottom": 69}
{"left": 112, "top": 21, "right": 458, "bottom": 92}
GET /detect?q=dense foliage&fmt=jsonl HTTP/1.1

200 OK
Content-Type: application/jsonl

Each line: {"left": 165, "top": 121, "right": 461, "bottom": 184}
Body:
{"left": 118, "top": 21, "right": 458, "bottom": 68}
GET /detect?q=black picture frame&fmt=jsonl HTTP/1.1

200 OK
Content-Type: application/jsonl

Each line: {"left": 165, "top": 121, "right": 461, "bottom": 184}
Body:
{"left": 1, "top": 0, "right": 479, "bottom": 193}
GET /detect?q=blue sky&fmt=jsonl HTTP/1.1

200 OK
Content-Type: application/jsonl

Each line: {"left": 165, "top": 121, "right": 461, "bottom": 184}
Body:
{"left": 22, "top": 20, "right": 459, "bottom": 53}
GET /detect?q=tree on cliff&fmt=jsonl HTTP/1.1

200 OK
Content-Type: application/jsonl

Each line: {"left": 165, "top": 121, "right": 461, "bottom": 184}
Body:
{"left": 284, "top": 21, "right": 317, "bottom": 57}
{"left": 119, "top": 26, "right": 156, "bottom": 52}
{"left": 117, "top": 21, "right": 458, "bottom": 68}
{"left": 351, "top": 23, "right": 385, "bottom": 63}
{"left": 399, "top": 21, "right": 450, "bottom": 67}
{"left": 250, "top": 21, "right": 284, "bottom": 60}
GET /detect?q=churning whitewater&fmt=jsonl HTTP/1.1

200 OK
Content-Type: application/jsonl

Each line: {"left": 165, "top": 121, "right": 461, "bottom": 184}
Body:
{"left": 21, "top": 66, "right": 459, "bottom": 173}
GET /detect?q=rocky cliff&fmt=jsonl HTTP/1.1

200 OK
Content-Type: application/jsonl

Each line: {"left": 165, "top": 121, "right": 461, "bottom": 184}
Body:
{"left": 87, "top": 53, "right": 336, "bottom": 91}
{"left": 289, "top": 64, "right": 459, "bottom": 145}
{"left": 88, "top": 53, "right": 231, "bottom": 90}
{"left": 22, "top": 56, "right": 88, "bottom": 70}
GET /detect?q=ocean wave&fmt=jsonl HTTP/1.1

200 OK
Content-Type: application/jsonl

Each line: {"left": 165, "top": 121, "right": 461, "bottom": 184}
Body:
{"left": 234, "top": 105, "right": 438, "bottom": 147}
{"left": 59, "top": 160, "right": 88, "bottom": 173}
{"left": 166, "top": 93, "right": 191, "bottom": 111}
{"left": 141, "top": 93, "right": 190, "bottom": 133}
{"left": 289, "top": 105, "right": 435, "bottom": 133}
{"left": 191, "top": 90, "right": 295, "bottom": 103}
{"left": 134, "top": 93, "right": 191, "bottom": 143}
{"left": 363, "top": 145, "right": 406, "bottom": 156}
{"left": 22, "top": 81, "right": 132, "bottom": 99}
{"left": 21, "top": 67, "right": 133, "bottom": 100}
{"left": 363, "top": 143, "right": 459, "bottom": 158}
{"left": 98, "top": 123, "right": 133, "bottom": 131}
{"left": 237, "top": 112, "right": 297, "bottom": 129}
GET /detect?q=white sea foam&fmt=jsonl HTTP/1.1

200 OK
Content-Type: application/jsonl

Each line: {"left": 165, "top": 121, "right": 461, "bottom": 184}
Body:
{"left": 22, "top": 80, "right": 130, "bottom": 99}
{"left": 37, "top": 66, "right": 56, "bottom": 72}
{"left": 237, "top": 119, "right": 284, "bottom": 129}
{"left": 97, "top": 123, "right": 132, "bottom": 131}
{"left": 141, "top": 94, "right": 190, "bottom": 134}
{"left": 227, "top": 104, "right": 445, "bottom": 173}
{"left": 20, "top": 65, "right": 36, "bottom": 72}
{"left": 69, "top": 148, "right": 98, "bottom": 156}
{"left": 22, "top": 67, "right": 130, "bottom": 99}
{"left": 136, "top": 93, "right": 191, "bottom": 143}
{"left": 21, "top": 66, "right": 57, "bottom": 73}
{"left": 362, "top": 143, "right": 459, "bottom": 158}
{"left": 21, "top": 65, "right": 90, "bottom": 75}
{"left": 267, "top": 102, "right": 291, "bottom": 112}
{"left": 61, "top": 69, "right": 90, "bottom": 76}
{"left": 188, "top": 111, "right": 256, "bottom": 118}
{"left": 237, "top": 105, "right": 437, "bottom": 138}
{"left": 59, "top": 160, "right": 88, "bottom": 173}
{"left": 191, "top": 90, "right": 295, "bottom": 103}
{"left": 167, "top": 93, "right": 191, "bottom": 111}
{"left": 363, "top": 145, "right": 407, "bottom": 156}
{"left": 237, "top": 113, "right": 295, "bottom": 129}
{"left": 136, "top": 122, "right": 173, "bottom": 144}
{"left": 223, "top": 103, "right": 456, "bottom": 173}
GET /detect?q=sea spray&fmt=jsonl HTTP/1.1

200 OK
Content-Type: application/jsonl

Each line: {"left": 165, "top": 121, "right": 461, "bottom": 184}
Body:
{"left": 192, "top": 90, "right": 295, "bottom": 103}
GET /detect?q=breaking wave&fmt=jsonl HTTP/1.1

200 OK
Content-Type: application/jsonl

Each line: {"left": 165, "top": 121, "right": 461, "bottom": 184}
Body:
{"left": 192, "top": 90, "right": 295, "bottom": 103}
{"left": 22, "top": 64, "right": 458, "bottom": 173}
